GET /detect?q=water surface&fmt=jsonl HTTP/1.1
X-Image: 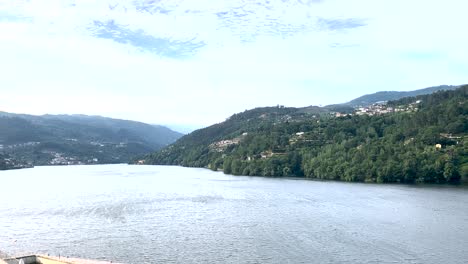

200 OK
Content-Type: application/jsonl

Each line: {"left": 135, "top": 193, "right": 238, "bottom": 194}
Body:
{"left": 1, "top": 165, "right": 467, "bottom": 263}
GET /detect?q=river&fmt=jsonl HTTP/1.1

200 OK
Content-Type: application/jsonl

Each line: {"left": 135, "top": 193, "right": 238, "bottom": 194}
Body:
{"left": 1, "top": 165, "right": 467, "bottom": 263}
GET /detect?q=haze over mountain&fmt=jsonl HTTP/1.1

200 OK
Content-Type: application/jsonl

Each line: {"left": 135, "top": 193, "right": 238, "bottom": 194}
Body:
{"left": 0, "top": 112, "right": 182, "bottom": 166}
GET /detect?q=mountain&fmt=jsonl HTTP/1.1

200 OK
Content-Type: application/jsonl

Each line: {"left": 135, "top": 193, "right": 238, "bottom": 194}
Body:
{"left": 146, "top": 86, "right": 467, "bottom": 184}
{"left": 273, "top": 85, "right": 461, "bottom": 115}
{"left": 41, "top": 114, "right": 182, "bottom": 146}
{"left": 0, "top": 113, "right": 182, "bottom": 166}
{"left": 343, "top": 85, "right": 460, "bottom": 107}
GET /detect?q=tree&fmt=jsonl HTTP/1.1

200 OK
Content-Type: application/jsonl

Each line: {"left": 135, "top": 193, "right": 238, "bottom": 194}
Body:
{"left": 443, "top": 159, "right": 458, "bottom": 182}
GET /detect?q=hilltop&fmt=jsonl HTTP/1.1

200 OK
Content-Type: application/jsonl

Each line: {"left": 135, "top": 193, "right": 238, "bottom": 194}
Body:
{"left": 342, "top": 85, "right": 459, "bottom": 107}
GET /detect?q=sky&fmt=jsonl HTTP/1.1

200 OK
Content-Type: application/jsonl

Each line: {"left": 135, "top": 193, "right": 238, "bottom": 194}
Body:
{"left": 0, "top": 0, "right": 467, "bottom": 131}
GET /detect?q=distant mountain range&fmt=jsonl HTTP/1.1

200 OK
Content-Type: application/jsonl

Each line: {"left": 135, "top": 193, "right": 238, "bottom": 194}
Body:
{"left": 342, "top": 85, "right": 460, "bottom": 107}
{"left": 1, "top": 84, "right": 465, "bottom": 170}
{"left": 0, "top": 113, "right": 182, "bottom": 167}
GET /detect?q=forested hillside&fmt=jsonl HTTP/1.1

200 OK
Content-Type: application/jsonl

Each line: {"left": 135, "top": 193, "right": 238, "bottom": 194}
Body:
{"left": 0, "top": 113, "right": 182, "bottom": 166}
{"left": 147, "top": 86, "right": 467, "bottom": 184}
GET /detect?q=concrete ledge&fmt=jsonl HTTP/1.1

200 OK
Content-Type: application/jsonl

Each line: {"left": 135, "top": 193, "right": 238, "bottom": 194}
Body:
{"left": 37, "top": 256, "right": 117, "bottom": 264}
{"left": 3, "top": 255, "right": 39, "bottom": 264}
{"left": 2, "top": 256, "right": 117, "bottom": 264}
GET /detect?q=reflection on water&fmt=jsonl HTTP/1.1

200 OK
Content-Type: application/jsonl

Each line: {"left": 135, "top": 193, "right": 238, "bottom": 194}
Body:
{"left": 1, "top": 165, "right": 467, "bottom": 264}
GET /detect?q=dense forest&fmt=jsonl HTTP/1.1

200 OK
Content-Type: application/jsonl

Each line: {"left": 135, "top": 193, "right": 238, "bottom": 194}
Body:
{"left": 147, "top": 86, "right": 467, "bottom": 184}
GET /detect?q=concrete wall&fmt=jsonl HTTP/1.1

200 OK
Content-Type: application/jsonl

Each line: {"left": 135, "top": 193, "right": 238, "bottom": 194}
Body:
{"left": 3, "top": 255, "right": 72, "bottom": 264}
{"left": 36, "top": 256, "right": 72, "bottom": 264}
{"left": 2, "top": 255, "right": 114, "bottom": 264}
{"left": 4, "top": 255, "right": 38, "bottom": 264}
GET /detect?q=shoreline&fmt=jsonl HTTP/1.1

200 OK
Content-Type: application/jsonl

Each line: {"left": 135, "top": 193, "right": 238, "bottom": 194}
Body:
{"left": 145, "top": 163, "right": 468, "bottom": 187}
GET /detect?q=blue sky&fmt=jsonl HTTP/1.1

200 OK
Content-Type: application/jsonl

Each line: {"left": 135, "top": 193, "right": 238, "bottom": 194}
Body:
{"left": 0, "top": 0, "right": 467, "bottom": 130}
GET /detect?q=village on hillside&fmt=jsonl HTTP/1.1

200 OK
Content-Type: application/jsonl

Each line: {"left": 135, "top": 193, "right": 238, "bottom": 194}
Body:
{"left": 335, "top": 100, "right": 422, "bottom": 117}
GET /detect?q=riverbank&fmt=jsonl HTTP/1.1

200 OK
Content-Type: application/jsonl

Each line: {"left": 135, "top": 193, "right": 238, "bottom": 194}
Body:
{"left": 0, "top": 165, "right": 34, "bottom": 171}
{"left": 174, "top": 164, "right": 468, "bottom": 186}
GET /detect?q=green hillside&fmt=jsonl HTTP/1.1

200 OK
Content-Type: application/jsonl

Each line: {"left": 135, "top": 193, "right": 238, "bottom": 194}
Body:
{"left": 147, "top": 86, "right": 468, "bottom": 184}
{"left": 0, "top": 113, "right": 182, "bottom": 166}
